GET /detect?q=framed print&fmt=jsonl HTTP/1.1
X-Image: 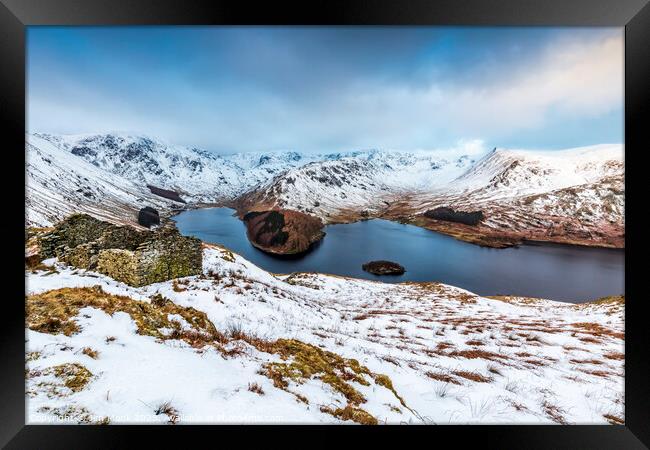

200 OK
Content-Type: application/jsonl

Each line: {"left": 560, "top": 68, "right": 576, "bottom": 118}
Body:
{"left": 2, "top": 0, "right": 648, "bottom": 447}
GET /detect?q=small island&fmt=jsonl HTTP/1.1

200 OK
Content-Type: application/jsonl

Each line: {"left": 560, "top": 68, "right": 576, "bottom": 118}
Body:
{"left": 242, "top": 209, "right": 325, "bottom": 255}
{"left": 362, "top": 260, "right": 406, "bottom": 276}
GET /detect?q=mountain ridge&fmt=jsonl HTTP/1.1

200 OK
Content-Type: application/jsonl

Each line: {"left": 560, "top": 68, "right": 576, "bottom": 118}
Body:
{"left": 26, "top": 132, "right": 624, "bottom": 249}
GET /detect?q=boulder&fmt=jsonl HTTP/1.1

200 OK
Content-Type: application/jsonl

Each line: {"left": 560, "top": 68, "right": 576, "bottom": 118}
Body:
{"left": 138, "top": 207, "right": 160, "bottom": 228}
{"left": 362, "top": 260, "right": 406, "bottom": 276}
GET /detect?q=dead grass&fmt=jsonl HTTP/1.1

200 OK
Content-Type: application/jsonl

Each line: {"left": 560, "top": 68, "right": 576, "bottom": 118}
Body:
{"left": 569, "top": 358, "right": 604, "bottom": 365}
{"left": 26, "top": 286, "right": 229, "bottom": 353}
{"left": 571, "top": 322, "right": 624, "bottom": 340}
{"left": 426, "top": 372, "right": 461, "bottom": 385}
{"left": 52, "top": 363, "right": 93, "bottom": 393}
{"left": 603, "top": 413, "right": 624, "bottom": 425}
{"left": 319, "top": 405, "right": 377, "bottom": 425}
{"left": 452, "top": 370, "right": 492, "bottom": 383}
{"left": 172, "top": 279, "right": 188, "bottom": 292}
{"left": 578, "top": 368, "right": 612, "bottom": 378}
{"left": 487, "top": 364, "right": 503, "bottom": 376}
{"left": 603, "top": 352, "right": 624, "bottom": 361}
{"left": 155, "top": 401, "right": 179, "bottom": 424}
{"left": 27, "top": 285, "right": 221, "bottom": 340}
{"left": 258, "top": 339, "right": 371, "bottom": 405}
{"left": 81, "top": 347, "right": 99, "bottom": 359}
{"left": 247, "top": 382, "right": 265, "bottom": 395}
{"left": 542, "top": 400, "right": 567, "bottom": 424}
{"left": 448, "top": 349, "right": 507, "bottom": 361}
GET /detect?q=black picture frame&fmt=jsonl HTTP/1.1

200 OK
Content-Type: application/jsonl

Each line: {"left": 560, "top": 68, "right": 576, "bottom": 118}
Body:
{"left": 2, "top": 0, "right": 648, "bottom": 447}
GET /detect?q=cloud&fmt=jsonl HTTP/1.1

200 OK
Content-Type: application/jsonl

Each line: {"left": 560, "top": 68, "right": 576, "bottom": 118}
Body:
{"left": 27, "top": 27, "right": 623, "bottom": 153}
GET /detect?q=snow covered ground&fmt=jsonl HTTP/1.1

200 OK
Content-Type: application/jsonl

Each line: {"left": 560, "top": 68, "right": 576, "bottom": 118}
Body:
{"left": 26, "top": 245, "right": 624, "bottom": 425}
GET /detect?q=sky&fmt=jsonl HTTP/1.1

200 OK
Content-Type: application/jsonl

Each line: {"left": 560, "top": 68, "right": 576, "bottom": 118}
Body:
{"left": 27, "top": 26, "right": 623, "bottom": 155}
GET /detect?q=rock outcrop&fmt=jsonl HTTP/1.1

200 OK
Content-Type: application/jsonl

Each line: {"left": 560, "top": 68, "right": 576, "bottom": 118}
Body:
{"left": 242, "top": 209, "right": 325, "bottom": 255}
{"left": 423, "top": 207, "right": 484, "bottom": 226}
{"left": 362, "top": 260, "right": 405, "bottom": 275}
{"left": 38, "top": 214, "right": 201, "bottom": 286}
{"left": 138, "top": 207, "right": 160, "bottom": 228}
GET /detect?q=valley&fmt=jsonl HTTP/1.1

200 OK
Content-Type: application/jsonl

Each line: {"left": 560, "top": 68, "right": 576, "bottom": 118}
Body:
{"left": 27, "top": 133, "right": 624, "bottom": 251}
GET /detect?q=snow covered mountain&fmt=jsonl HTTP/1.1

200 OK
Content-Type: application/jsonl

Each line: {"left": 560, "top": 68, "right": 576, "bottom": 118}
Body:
{"left": 26, "top": 132, "right": 624, "bottom": 248}
{"left": 447, "top": 144, "right": 624, "bottom": 199}
{"left": 235, "top": 150, "right": 477, "bottom": 222}
{"left": 32, "top": 133, "right": 326, "bottom": 203}
{"left": 396, "top": 145, "right": 625, "bottom": 248}
{"left": 26, "top": 134, "right": 179, "bottom": 227}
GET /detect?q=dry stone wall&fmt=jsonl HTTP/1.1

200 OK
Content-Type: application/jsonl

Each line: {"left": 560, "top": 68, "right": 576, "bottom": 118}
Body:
{"left": 38, "top": 214, "right": 202, "bottom": 287}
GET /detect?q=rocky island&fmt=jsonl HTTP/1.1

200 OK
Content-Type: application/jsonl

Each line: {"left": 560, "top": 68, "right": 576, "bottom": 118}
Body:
{"left": 362, "top": 260, "right": 406, "bottom": 275}
{"left": 242, "top": 209, "right": 325, "bottom": 255}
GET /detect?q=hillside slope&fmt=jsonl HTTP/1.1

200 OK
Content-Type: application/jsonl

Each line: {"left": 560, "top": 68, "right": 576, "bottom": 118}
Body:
{"left": 26, "top": 135, "right": 177, "bottom": 227}
{"left": 235, "top": 150, "right": 477, "bottom": 222}
{"left": 26, "top": 244, "right": 624, "bottom": 425}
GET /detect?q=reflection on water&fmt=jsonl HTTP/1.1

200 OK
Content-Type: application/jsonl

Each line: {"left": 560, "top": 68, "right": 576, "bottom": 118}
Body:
{"left": 174, "top": 207, "right": 624, "bottom": 303}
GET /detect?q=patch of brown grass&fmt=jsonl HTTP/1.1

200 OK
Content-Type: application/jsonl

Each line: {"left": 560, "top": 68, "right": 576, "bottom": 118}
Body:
{"left": 603, "top": 352, "right": 624, "bottom": 361}
{"left": 571, "top": 322, "right": 624, "bottom": 340}
{"left": 255, "top": 338, "right": 405, "bottom": 411}
{"left": 319, "top": 405, "right": 377, "bottom": 425}
{"left": 448, "top": 349, "right": 507, "bottom": 361}
{"left": 81, "top": 347, "right": 99, "bottom": 359}
{"left": 26, "top": 286, "right": 225, "bottom": 350}
{"left": 542, "top": 400, "right": 567, "bottom": 424}
{"left": 248, "top": 382, "right": 265, "bottom": 395}
{"left": 426, "top": 372, "right": 461, "bottom": 385}
{"left": 52, "top": 363, "right": 93, "bottom": 393}
{"left": 452, "top": 370, "right": 492, "bottom": 383}
{"left": 578, "top": 368, "right": 612, "bottom": 378}
{"left": 569, "top": 358, "right": 604, "bottom": 365}
{"left": 603, "top": 413, "right": 624, "bottom": 425}
{"left": 155, "top": 401, "right": 179, "bottom": 424}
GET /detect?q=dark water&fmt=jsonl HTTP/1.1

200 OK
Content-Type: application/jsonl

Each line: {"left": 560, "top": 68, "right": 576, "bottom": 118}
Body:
{"left": 174, "top": 207, "right": 624, "bottom": 303}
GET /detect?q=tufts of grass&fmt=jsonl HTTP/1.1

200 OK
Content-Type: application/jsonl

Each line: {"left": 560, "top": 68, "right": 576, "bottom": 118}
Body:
{"left": 603, "top": 413, "right": 624, "bottom": 425}
{"left": 247, "top": 382, "right": 265, "bottom": 395}
{"left": 426, "top": 372, "right": 460, "bottom": 385}
{"left": 52, "top": 363, "right": 93, "bottom": 393}
{"left": 252, "top": 338, "right": 408, "bottom": 420}
{"left": 155, "top": 401, "right": 179, "bottom": 424}
{"left": 319, "top": 405, "right": 378, "bottom": 425}
{"left": 487, "top": 364, "right": 503, "bottom": 376}
{"left": 542, "top": 400, "right": 567, "bottom": 424}
{"left": 26, "top": 286, "right": 224, "bottom": 349}
{"left": 81, "top": 347, "right": 99, "bottom": 359}
{"left": 603, "top": 352, "right": 624, "bottom": 361}
{"left": 453, "top": 370, "right": 492, "bottom": 383}
{"left": 448, "top": 349, "right": 507, "bottom": 361}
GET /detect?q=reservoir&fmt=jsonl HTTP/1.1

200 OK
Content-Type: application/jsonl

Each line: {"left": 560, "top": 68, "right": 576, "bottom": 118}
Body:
{"left": 174, "top": 207, "right": 624, "bottom": 303}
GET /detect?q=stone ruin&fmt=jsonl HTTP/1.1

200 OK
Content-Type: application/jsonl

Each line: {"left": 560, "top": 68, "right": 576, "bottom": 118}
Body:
{"left": 38, "top": 214, "right": 202, "bottom": 287}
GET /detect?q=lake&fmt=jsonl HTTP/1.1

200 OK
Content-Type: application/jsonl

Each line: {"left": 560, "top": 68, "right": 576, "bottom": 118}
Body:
{"left": 173, "top": 207, "right": 624, "bottom": 303}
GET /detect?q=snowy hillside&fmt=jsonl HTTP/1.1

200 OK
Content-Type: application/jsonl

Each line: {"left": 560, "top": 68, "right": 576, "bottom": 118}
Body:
{"left": 393, "top": 145, "right": 625, "bottom": 248}
{"left": 26, "top": 135, "right": 178, "bottom": 227}
{"left": 236, "top": 150, "right": 477, "bottom": 222}
{"left": 26, "top": 245, "right": 624, "bottom": 425}
{"left": 32, "top": 133, "right": 327, "bottom": 203}
{"left": 447, "top": 144, "right": 624, "bottom": 199}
